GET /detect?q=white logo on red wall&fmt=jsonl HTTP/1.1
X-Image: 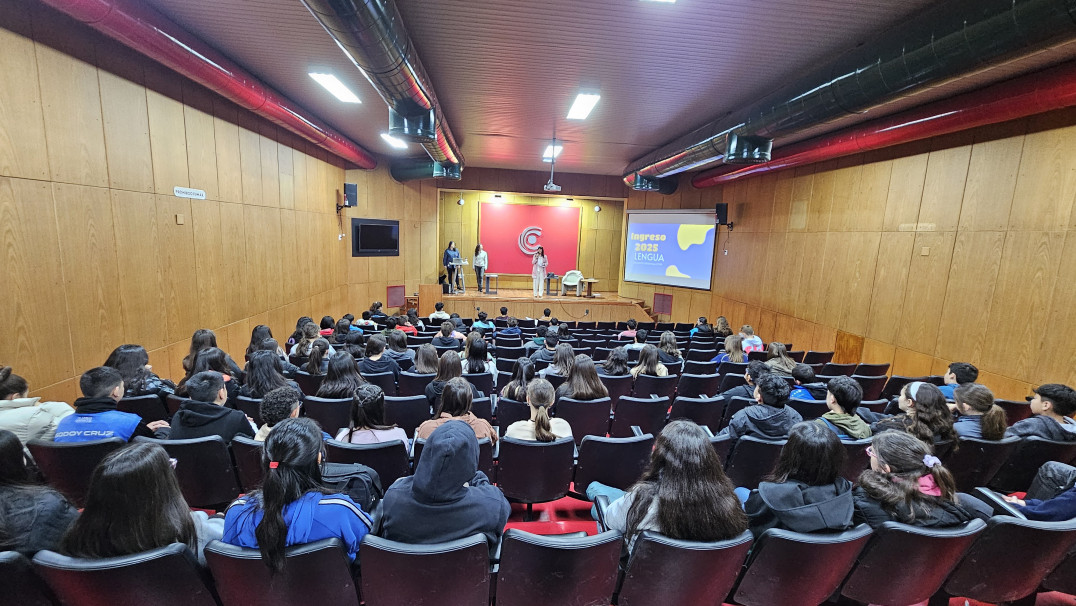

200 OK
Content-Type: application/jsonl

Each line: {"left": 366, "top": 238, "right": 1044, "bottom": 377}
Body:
{"left": 518, "top": 226, "right": 542, "bottom": 254}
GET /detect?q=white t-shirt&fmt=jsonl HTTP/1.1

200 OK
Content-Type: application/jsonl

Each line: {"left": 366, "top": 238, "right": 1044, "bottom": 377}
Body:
{"left": 504, "top": 418, "right": 573, "bottom": 442}
{"left": 474, "top": 251, "right": 488, "bottom": 268}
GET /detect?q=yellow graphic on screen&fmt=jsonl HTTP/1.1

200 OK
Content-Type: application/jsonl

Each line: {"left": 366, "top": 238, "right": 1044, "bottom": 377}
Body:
{"left": 666, "top": 266, "right": 690, "bottom": 278}
{"left": 677, "top": 225, "right": 714, "bottom": 250}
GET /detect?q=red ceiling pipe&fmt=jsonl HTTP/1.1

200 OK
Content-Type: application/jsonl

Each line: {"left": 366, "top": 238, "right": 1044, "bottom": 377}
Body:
{"left": 692, "top": 60, "right": 1076, "bottom": 188}
{"left": 37, "top": 0, "right": 377, "bottom": 169}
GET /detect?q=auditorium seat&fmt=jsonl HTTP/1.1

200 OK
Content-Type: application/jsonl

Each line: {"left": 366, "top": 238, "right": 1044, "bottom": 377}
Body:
{"left": 683, "top": 360, "right": 717, "bottom": 375}
{"left": 494, "top": 397, "right": 530, "bottom": 429}
{"left": 687, "top": 349, "right": 718, "bottom": 362}
{"left": 989, "top": 437, "right": 1076, "bottom": 492}
{"left": 361, "top": 372, "right": 397, "bottom": 397}
{"left": 599, "top": 375, "right": 633, "bottom": 406}
{"left": 324, "top": 439, "right": 409, "bottom": 488}
{"left": 292, "top": 371, "right": 323, "bottom": 396}
{"left": 632, "top": 374, "right": 677, "bottom": 399}
{"left": 838, "top": 438, "right": 871, "bottom": 482}
{"left": 234, "top": 396, "right": 263, "bottom": 427}
{"left": 854, "top": 363, "right": 890, "bottom": 376}
{"left": 498, "top": 346, "right": 526, "bottom": 360}
{"left": 943, "top": 436, "right": 1020, "bottom": 491}
{"left": 850, "top": 374, "right": 887, "bottom": 400}
{"left": 134, "top": 436, "right": 240, "bottom": 510}
{"left": 724, "top": 436, "right": 786, "bottom": 489}
{"left": 545, "top": 373, "right": 567, "bottom": 390}
{"left": 302, "top": 396, "right": 351, "bottom": 436}
{"left": 717, "top": 361, "right": 747, "bottom": 377}
{"left": 820, "top": 363, "right": 856, "bottom": 376}
{"left": 996, "top": 399, "right": 1034, "bottom": 426}
{"left": 412, "top": 437, "right": 494, "bottom": 480}
{"left": 616, "top": 530, "right": 753, "bottom": 606}
{"left": 858, "top": 398, "right": 889, "bottom": 414}
{"left": 359, "top": 534, "right": 490, "bottom": 606}
{"left": 462, "top": 372, "right": 494, "bottom": 396}
{"left": 205, "top": 538, "right": 359, "bottom": 606}
{"left": 33, "top": 543, "right": 218, "bottom": 606}
{"left": 674, "top": 373, "right": 719, "bottom": 398}
{"left": 383, "top": 395, "right": 430, "bottom": 438}
{"left": 592, "top": 347, "right": 613, "bottom": 361}
{"left": 496, "top": 437, "right": 575, "bottom": 518}
{"left": 496, "top": 529, "right": 621, "bottom": 606}
{"left": 717, "top": 373, "right": 747, "bottom": 393}
{"left": 787, "top": 350, "right": 805, "bottom": 363}
{"left": 397, "top": 372, "right": 434, "bottom": 397}
{"left": 230, "top": 436, "right": 265, "bottom": 493}
{"left": 471, "top": 396, "right": 494, "bottom": 425}
{"left": 802, "top": 351, "right": 835, "bottom": 365}
{"left": 840, "top": 519, "right": 986, "bottom": 606}
{"left": 879, "top": 375, "right": 924, "bottom": 400}
{"left": 787, "top": 398, "right": 828, "bottom": 420}
{"left": 719, "top": 396, "right": 754, "bottom": 430}
{"left": 165, "top": 394, "right": 189, "bottom": 416}
{"left": 118, "top": 394, "right": 170, "bottom": 424}
{"left": 732, "top": 525, "right": 873, "bottom": 606}
{"left": 610, "top": 396, "right": 669, "bottom": 438}
{"left": 572, "top": 433, "right": 654, "bottom": 495}
{"left": 27, "top": 438, "right": 124, "bottom": 507}
{"left": 668, "top": 395, "right": 725, "bottom": 432}
{"left": 555, "top": 397, "right": 612, "bottom": 443}
{"left": 1042, "top": 545, "right": 1076, "bottom": 595}
{"left": 747, "top": 351, "right": 767, "bottom": 362}
{"left": 0, "top": 551, "right": 54, "bottom": 606}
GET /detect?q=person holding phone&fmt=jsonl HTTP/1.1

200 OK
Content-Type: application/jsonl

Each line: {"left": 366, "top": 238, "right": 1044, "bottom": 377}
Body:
{"left": 531, "top": 246, "right": 548, "bottom": 298}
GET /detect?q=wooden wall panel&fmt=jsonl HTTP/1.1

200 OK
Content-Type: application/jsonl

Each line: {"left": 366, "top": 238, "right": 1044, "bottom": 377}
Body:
{"left": 0, "top": 21, "right": 50, "bottom": 180}
{"left": 1009, "top": 119, "right": 1076, "bottom": 231}
{"left": 917, "top": 138, "right": 971, "bottom": 232}
{"left": 183, "top": 106, "right": 219, "bottom": 199}
{"left": 146, "top": 90, "right": 189, "bottom": 194}
{"left": 213, "top": 116, "right": 243, "bottom": 204}
{"left": 111, "top": 189, "right": 167, "bottom": 351}
{"left": 155, "top": 195, "right": 199, "bottom": 345}
{"left": 882, "top": 154, "right": 927, "bottom": 231}
{"left": 98, "top": 71, "right": 154, "bottom": 192}
{"left": 934, "top": 231, "right": 1005, "bottom": 362}
{"left": 1034, "top": 230, "right": 1076, "bottom": 386}
{"left": 894, "top": 231, "right": 956, "bottom": 354}
{"left": 35, "top": 44, "right": 109, "bottom": 187}
{"left": 958, "top": 125, "right": 1023, "bottom": 232}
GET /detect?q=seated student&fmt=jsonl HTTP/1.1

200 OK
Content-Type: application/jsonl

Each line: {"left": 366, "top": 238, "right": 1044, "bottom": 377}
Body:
{"left": 630, "top": 344, "right": 668, "bottom": 378}
{"left": 250, "top": 337, "right": 300, "bottom": 377}
{"left": 54, "top": 367, "right": 170, "bottom": 442}
{"left": 183, "top": 329, "right": 243, "bottom": 379}
{"left": 952, "top": 383, "right": 1007, "bottom": 440}
{"left": 425, "top": 353, "right": 482, "bottom": 412}
{"left": 618, "top": 319, "right": 639, "bottom": 341}
{"left": 764, "top": 342, "right": 797, "bottom": 376}
{"left": 304, "top": 339, "right": 332, "bottom": 376}
{"left": 317, "top": 353, "right": 368, "bottom": 400}
{"left": 169, "top": 371, "right": 255, "bottom": 443}
{"left": 711, "top": 335, "right": 747, "bottom": 365}
{"left": 505, "top": 379, "right": 572, "bottom": 442}
{"left": 448, "top": 314, "right": 467, "bottom": 337}
{"left": 287, "top": 316, "right": 314, "bottom": 347}
{"left": 242, "top": 351, "right": 303, "bottom": 399}
{"left": 713, "top": 316, "right": 734, "bottom": 338}
{"left": 255, "top": 387, "right": 302, "bottom": 441}
{"left": 224, "top": 418, "right": 371, "bottom": 566}
{"left": 868, "top": 382, "right": 957, "bottom": 446}
{"left": 418, "top": 377, "right": 496, "bottom": 443}
{"left": 341, "top": 314, "right": 364, "bottom": 333}
{"left": 717, "top": 360, "right": 771, "bottom": 402}
{"left": 290, "top": 322, "right": 320, "bottom": 357}
{"left": 429, "top": 301, "right": 451, "bottom": 322}
{"left": 406, "top": 309, "right": 425, "bottom": 332}
{"left": 657, "top": 331, "right": 683, "bottom": 365}
{"left": 525, "top": 326, "right": 549, "bottom": 355}
{"left": 318, "top": 315, "right": 336, "bottom": 337}
{"left": 546, "top": 317, "right": 562, "bottom": 337}
{"left": 369, "top": 301, "right": 388, "bottom": 320}
{"left": 789, "top": 364, "right": 828, "bottom": 401}
{"left": 939, "top": 362, "right": 978, "bottom": 399}
{"left": 719, "top": 373, "right": 803, "bottom": 441}
{"left": 557, "top": 355, "right": 609, "bottom": 402}
{"left": 178, "top": 347, "right": 240, "bottom": 404}
{"left": 379, "top": 316, "right": 399, "bottom": 336}
{"left": 816, "top": 376, "right": 871, "bottom": 440}
{"left": 495, "top": 307, "right": 510, "bottom": 322}
{"left": 537, "top": 308, "right": 552, "bottom": 322}
{"left": 739, "top": 325, "right": 764, "bottom": 353}
{"left": 62, "top": 442, "right": 223, "bottom": 565}
{"left": 355, "top": 311, "right": 377, "bottom": 328}
{"left": 432, "top": 321, "right": 461, "bottom": 349}
{"left": 357, "top": 335, "right": 402, "bottom": 382}
{"left": 336, "top": 384, "right": 408, "bottom": 445}
{"left": 1004, "top": 461, "right": 1076, "bottom": 521}
{"left": 0, "top": 366, "right": 72, "bottom": 443}
{"left": 460, "top": 333, "right": 493, "bottom": 374}
{"left": 689, "top": 316, "right": 714, "bottom": 338}
{"left": 339, "top": 332, "right": 366, "bottom": 360}
{"left": 529, "top": 333, "right": 559, "bottom": 364}
{"left": 329, "top": 318, "right": 354, "bottom": 344}
{"left": 394, "top": 315, "right": 418, "bottom": 336}
{"left": 383, "top": 331, "right": 415, "bottom": 371}
{"left": 596, "top": 420, "right": 747, "bottom": 551}
{"left": 500, "top": 357, "right": 536, "bottom": 402}
{"left": 0, "top": 429, "right": 79, "bottom": 555}
{"left": 625, "top": 329, "right": 649, "bottom": 352}
{"left": 473, "top": 311, "right": 495, "bottom": 333}
{"left": 597, "top": 346, "right": 631, "bottom": 377}
{"left": 412, "top": 343, "right": 440, "bottom": 375}
{"left": 380, "top": 420, "right": 510, "bottom": 551}
{"left": 1005, "top": 383, "right": 1076, "bottom": 441}
{"left": 500, "top": 317, "right": 522, "bottom": 337}
{"left": 853, "top": 431, "right": 982, "bottom": 528}
{"left": 741, "top": 422, "right": 854, "bottom": 538}
{"left": 105, "top": 344, "right": 176, "bottom": 398}
{"left": 540, "top": 344, "right": 576, "bottom": 378}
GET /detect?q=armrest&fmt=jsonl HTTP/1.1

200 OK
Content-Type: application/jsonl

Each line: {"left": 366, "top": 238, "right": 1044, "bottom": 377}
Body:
{"left": 630, "top": 425, "right": 644, "bottom": 437}
{"left": 594, "top": 495, "right": 611, "bottom": 533}
{"left": 973, "top": 487, "right": 1027, "bottom": 519}
{"left": 700, "top": 425, "right": 715, "bottom": 438}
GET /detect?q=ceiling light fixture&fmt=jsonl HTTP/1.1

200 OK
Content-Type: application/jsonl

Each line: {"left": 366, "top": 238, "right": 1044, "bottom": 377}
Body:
{"left": 542, "top": 145, "right": 563, "bottom": 162}
{"left": 308, "top": 73, "right": 361, "bottom": 103}
{"left": 566, "top": 92, "right": 601, "bottom": 120}
{"left": 380, "top": 133, "right": 408, "bottom": 149}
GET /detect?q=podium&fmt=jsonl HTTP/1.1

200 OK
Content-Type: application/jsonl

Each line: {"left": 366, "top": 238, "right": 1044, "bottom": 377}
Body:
{"left": 450, "top": 258, "right": 469, "bottom": 293}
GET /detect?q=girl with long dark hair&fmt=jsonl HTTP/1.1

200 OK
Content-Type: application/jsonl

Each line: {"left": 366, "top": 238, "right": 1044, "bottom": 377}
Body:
{"left": 0, "top": 429, "right": 78, "bottom": 555}
{"left": 330, "top": 319, "right": 352, "bottom": 345}
{"left": 871, "top": 382, "right": 957, "bottom": 445}
{"left": 340, "top": 331, "right": 365, "bottom": 359}
{"left": 178, "top": 347, "right": 240, "bottom": 402}
{"left": 413, "top": 344, "right": 439, "bottom": 374}
{"left": 417, "top": 377, "right": 496, "bottom": 442}
{"left": 500, "top": 357, "right": 535, "bottom": 401}
{"left": 62, "top": 442, "right": 222, "bottom": 563}
{"left": 557, "top": 355, "right": 609, "bottom": 401}
{"left": 461, "top": 336, "right": 490, "bottom": 374}
{"left": 241, "top": 351, "right": 300, "bottom": 399}
{"left": 742, "top": 422, "right": 853, "bottom": 537}
{"left": 425, "top": 352, "right": 480, "bottom": 410}
{"left": 247, "top": 325, "right": 277, "bottom": 359}
{"left": 657, "top": 331, "right": 682, "bottom": 364}
{"left": 223, "top": 417, "right": 371, "bottom": 570}
{"left": 183, "top": 329, "right": 218, "bottom": 374}
{"left": 601, "top": 420, "right": 747, "bottom": 550}
{"left": 337, "top": 384, "right": 407, "bottom": 445}
{"left": 316, "top": 353, "right": 368, "bottom": 399}
{"left": 104, "top": 344, "right": 175, "bottom": 397}
{"left": 287, "top": 317, "right": 313, "bottom": 347}
{"left": 630, "top": 344, "right": 668, "bottom": 378}
{"left": 598, "top": 347, "right": 631, "bottom": 377}
{"left": 541, "top": 343, "right": 576, "bottom": 378}
{"left": 383, "top": 330, "right": 415, "bottom": 371}
{"left": 305, "top": 339, "right": 331, "bottom": 376}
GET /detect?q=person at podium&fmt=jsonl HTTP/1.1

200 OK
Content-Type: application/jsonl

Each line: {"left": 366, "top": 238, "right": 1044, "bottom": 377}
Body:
{"left": 443, "top": 241, "right": 460, "bottom": 294}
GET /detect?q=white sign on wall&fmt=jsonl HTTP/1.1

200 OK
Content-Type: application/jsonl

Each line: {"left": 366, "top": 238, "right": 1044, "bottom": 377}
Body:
{"left": 174, "top": 186, "right": 207, "bottom": 200}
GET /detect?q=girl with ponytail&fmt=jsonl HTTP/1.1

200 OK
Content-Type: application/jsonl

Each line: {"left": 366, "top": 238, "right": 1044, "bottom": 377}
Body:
{"left": 953, "top": 383, "right": 1008, "bottom": 440}
{"left": 505, "top": 378, "right": 572, "bottom": 442}
{"left": 305, "top": 338, "right": 331, "bottom": 375}
{"left": 222, "top": 417, "right": 371, "bottom": 571}
{"left": 853, "top": 431, "right": 983, "bottom": 528}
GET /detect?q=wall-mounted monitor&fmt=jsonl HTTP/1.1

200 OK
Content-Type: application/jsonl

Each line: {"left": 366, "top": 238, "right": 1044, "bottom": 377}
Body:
{"left": 351, "top": 218, "right": 399, "bottom": 257}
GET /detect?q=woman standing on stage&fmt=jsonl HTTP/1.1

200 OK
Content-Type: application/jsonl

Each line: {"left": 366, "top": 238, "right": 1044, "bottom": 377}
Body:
{"left": 443, "top": 241, "right": 460, "bottom": 294}
{"left": 474, "top": 243, "right": 488, "bottom": 294}
{"left": 531, "top": 246, "right": 548, "bottom": 298}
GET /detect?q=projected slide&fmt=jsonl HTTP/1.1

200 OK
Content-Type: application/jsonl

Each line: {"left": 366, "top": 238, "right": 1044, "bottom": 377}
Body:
{"left": 623, "top": 211, "right": 716, "bottom": 290}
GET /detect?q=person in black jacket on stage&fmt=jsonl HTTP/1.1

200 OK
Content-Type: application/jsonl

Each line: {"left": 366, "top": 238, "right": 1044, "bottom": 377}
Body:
{"left": 443, "top": 241, "right": 461, "bottom": 294}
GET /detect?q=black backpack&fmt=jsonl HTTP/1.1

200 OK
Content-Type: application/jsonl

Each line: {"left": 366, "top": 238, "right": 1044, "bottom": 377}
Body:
{"left": 321, "top": 462, "right": 384, "bottom": 512}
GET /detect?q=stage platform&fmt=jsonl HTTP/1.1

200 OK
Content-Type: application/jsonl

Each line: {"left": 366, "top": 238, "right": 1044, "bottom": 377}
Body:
{"left": 417, "top": 286, "right": 649, "bottom": 324}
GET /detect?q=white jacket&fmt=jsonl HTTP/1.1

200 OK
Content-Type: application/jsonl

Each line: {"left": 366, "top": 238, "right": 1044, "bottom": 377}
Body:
{"left": 0, "top": 397, "right": 74, "bottom": 443}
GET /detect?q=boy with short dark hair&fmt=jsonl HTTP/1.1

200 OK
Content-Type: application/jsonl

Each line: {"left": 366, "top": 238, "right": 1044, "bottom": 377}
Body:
{"left": 54, "top": 367, "right": 170, "bottom": 442}
{"left": 169, "top": 371, "right": 255, "bottom": 443}
{"left": 429, "top": 302, "right": 450, "bottom": 322}
{"left": 719, "top": 373, "right": 803, "bottom": 441}
{"left": 816, "top": 376, "right": 871, "bottom": 440}
{"left": 939, "top": 362, "right": 979, "bottom": 399}
{"left": 495, "top": 307, "right": 510, "bottom": 322}
{"left": 789, "top": 364, "right": 828, "bottom": 400}
{"left": 718, "top": 360, "right": 771, "bottom": 401}
{"left": 1005, "top": 383, "right": 1076, "bottom": 441}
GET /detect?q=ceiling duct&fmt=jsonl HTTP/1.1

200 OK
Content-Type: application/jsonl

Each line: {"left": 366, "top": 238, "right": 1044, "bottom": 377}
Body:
{"left": 301, "top": 0, "right": 464, "bottom": 181}
{"left": 622, "top": 0, "right": 1076, "bottom": 189}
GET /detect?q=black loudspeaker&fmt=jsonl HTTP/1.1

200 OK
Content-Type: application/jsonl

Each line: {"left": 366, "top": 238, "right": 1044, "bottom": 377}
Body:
{"left": 715, "top": 203, "right": 728, "bottom": 226}
{"left": 343, "top": 183, "right": 357, "bottom": 207}
{"left": 442, "top": 282, "right": 451, "bottom": 294}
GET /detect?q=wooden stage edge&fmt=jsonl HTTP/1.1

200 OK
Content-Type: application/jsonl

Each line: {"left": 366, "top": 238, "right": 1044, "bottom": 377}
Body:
{"left": 419, "top": 287, "right": 651, "bottom": 323}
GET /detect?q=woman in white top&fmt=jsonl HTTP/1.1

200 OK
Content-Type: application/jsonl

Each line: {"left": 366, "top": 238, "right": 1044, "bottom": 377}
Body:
{"left": 335, "top": 384, "right": 409, "bottom": 447}
{"left": 531, "top": 246, "right": 548, "bottom": 298}
{"left": 473, "top": 243, "right": 488, "bottom": 294}
{"left": 504, "top": 379, "right": 572, "bottom": 442}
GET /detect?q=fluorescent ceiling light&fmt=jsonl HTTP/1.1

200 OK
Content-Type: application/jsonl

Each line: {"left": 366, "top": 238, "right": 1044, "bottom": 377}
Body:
{"left": 543, "top": 145, "right": 563, "bottom": 162}
{"left": 308, "top": 72, "right": 361, "bottom": 103}
{"left": 380, "top": 133, "right": 408, "bottom": 149}
{"left": 566, "top": 92, "right": 601, "bottom": 120}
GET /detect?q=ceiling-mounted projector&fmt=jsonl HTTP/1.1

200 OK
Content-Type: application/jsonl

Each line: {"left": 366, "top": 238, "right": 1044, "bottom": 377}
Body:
{"left": 543, "top": 180, "right": 562, "bottom": 192}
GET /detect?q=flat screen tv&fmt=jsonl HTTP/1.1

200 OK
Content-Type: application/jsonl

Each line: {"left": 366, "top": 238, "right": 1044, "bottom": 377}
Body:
{"left": 351, "top": 218, "right": 399, "bottom": 257}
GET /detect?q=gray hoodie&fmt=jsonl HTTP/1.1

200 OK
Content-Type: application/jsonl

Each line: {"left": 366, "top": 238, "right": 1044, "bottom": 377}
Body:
{"left": 745, "top": 478, "right": 854, "bottom": 538}
{"left": 1005, "top": 415, "right": 1076, "bottom": 442}
{"left": 721, "top": 402, "right": 803, "bottom": 441}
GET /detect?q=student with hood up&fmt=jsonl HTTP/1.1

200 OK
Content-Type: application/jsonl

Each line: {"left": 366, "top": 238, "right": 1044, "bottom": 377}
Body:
{"left": 379, "top": 420, "right": 510, "bottom": 551}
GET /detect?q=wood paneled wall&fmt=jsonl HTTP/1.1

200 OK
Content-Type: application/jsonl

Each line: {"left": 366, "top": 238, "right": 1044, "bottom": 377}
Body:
{"left": 0, "top": 3, "right": 424, "bottom": 402}
{"left": 437, "top": 191, "right": 624, "bottom": 291}
{"left": 620, "top": 110, "right": 1076, "bottom": 400}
